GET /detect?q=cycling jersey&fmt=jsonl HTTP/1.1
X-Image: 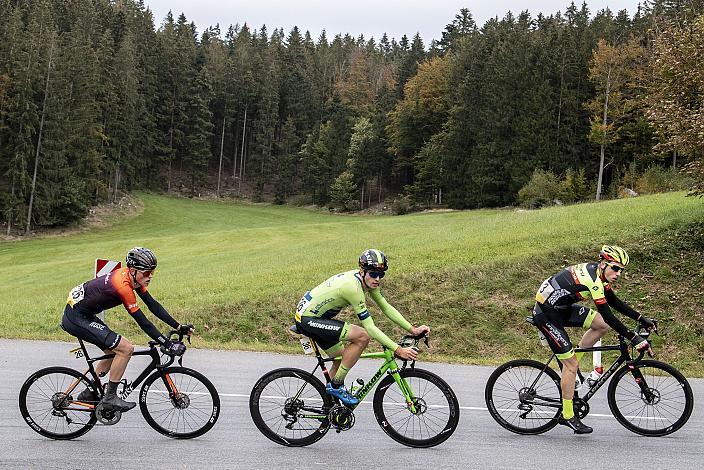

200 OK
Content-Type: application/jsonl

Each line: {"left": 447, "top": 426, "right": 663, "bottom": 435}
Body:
{"left": 67, "top": 267, "right": 146, "bottom": 315}
{"left": 62, "top": 267, "right": 178, "bottom": 348}
{"left": 295, "top": 270, "right": 412, "bottom": 351}
{"left": 533, "top": 262, "right": 641, "bottom": 357}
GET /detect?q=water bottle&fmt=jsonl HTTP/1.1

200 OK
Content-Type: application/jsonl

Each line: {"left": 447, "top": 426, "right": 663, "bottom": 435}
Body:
{"left": 350, "top": 378, "right": 364, "bottom": 396}
{"left": 586, "top": 366, "right": 603, "bottom": 388}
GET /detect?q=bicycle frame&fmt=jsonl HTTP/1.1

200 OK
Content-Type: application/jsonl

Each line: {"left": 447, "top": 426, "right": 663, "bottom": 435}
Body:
{"left": 527, "top": 333, "right": 651, "bottom": 410}
{"left": 305, "top": 338, "right": 418, "bottom": 413}
{"left": 59, "top": 339, "right": 178, "bottom": 412}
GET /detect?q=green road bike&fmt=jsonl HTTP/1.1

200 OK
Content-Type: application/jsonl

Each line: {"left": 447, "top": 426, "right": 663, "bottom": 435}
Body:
{"left": 19, "top": 330, "right": 220, "bottom": 440}
{"left": 249, "top": 328, "right": 460, "bottom": 447}
{"left": 485, "top": 321, "right": 693, "bottom": 436}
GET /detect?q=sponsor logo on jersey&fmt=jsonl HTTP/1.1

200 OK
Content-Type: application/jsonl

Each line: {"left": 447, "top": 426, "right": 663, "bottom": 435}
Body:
{"left": 547, "top": 288, "right": 570, "bottom": 306}
{"left": 89, "top": 321, "right": 105, "bottom": 330}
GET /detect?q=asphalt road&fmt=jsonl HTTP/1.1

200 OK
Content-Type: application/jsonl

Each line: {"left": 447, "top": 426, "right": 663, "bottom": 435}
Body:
{"left": 1, "top": 339, "right": 701, "bottom": 469}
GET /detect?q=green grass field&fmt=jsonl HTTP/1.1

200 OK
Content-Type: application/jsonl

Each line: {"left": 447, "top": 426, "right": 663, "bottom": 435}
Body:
{"left": 1, "top": 192, "right": 702, "bottom": 374}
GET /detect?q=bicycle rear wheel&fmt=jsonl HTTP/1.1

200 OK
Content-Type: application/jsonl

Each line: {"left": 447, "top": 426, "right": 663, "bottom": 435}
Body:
{"left": 485, "top": 359, "right": 562, "bottom": 435}
{"left": 608, "top": 359, "right": 693, "bottom": 436}
{"left": 18, "top": 366, "right": 97, "bottom": 440}
{"left": 249, "top": 368, "right": 332, "bottom": 447}
{"left": 140, "top": 367, "right": 220, "bottom": 439}
{"left": 373, "top": 368, "right": 460, "bottom": 447}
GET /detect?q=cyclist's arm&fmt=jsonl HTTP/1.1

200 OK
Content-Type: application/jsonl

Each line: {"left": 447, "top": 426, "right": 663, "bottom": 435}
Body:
{"left": 343, "top": 280, "right": 400, "bottom": 351}
{"left": 130, "top": 308, "right": 169, "bottom": 345}
{"left": 136, "top": 289, "right": 179, "bottom": 329}
{"left": 588, "top": 277, "right": 636, "bottom": 340}
{"left": 604, "top": 286, "right": 640, "bottom": 321}
{"left": 116, "top": 282, "right": 168, "bottom": 344}
{"left": 595, "top": 303, "right": 634, "bottom": 338}
{"left": 360, "top": 316, "right": 400, "bottom": 351}
{"left": 368, "top": 288, "right": 413, "bottom": 332}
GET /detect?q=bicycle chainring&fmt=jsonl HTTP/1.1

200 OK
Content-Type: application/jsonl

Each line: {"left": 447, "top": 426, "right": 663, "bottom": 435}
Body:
{"left": 573, "top": 398, "right": 590, "bottom": 419}
{"left": 328, "top": 404, "right": 355, "bottom": 431}
{"left": 95, "top": 403, "right": 122, "bottom": 425}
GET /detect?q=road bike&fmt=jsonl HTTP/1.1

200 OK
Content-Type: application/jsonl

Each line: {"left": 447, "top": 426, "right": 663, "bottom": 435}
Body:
{"left": 19, "top": 330, "right": 220, "bottom": 440}
{"left": 485, "top": 320, "right": 693, "bottom": 436}
{"left": 250, "top": 327, "right": 460, "bottom": 447}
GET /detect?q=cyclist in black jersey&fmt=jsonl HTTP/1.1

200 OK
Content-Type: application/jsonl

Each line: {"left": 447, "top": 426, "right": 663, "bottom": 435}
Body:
{"left": 531, "top": 245, "right": 656, "bottom": 434}
{"left": 60, "top": 247, "right": 193, "bottom": 412}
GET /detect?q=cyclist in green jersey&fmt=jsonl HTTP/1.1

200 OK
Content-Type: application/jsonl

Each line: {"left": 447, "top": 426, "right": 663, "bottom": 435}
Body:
{"left": 531, "top": 245, "right": 656, "bottom": 434}
{"left": 294, "top": 249, "right": 429, "bottom": 406}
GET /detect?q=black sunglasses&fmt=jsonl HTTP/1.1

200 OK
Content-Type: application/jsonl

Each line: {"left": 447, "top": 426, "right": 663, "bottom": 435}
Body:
{"left": 607, "top": 264, "right": 624, "bottom": 273}
{"left": 367, "top": 271, "right": 385, "bottom": 279}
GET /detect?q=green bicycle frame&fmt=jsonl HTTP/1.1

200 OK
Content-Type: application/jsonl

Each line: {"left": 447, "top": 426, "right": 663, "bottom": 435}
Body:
{"left": 311, "top": 340, "right": 418, "bottom": 413}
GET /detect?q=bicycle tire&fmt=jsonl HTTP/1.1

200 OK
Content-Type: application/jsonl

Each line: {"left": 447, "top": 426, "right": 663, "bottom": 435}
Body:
{"left": 139, "top": 366, "right": 220, "bottom": 439}
{"left": 18, "top": 366, "right": 97, "bottom": 440}
{"left": 607, "top": 359, "right": 693, "bottom": 436}
{"left": 249, "top": 368, "right": 332, "bottom": 447}
{"left": 485, "top": 359, "right": 562, "bottom": 435}
{"left": 373, "top": 368, "right": 459, "bottom": 447}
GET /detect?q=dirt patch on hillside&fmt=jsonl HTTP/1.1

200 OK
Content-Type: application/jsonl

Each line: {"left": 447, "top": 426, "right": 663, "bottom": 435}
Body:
{"left": 1, "top": 193, "right": 143, "bottom": 241}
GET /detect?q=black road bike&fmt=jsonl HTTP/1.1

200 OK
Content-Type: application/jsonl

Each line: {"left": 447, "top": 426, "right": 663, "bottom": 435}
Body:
{"left": 19, "top": 331, "right": 220, "bottom": 440}
{"left": 485, "top": 320, "right": 693, "bottom": 436}
{"left": 250, "top": 327, "right": 460, "bottom": 448}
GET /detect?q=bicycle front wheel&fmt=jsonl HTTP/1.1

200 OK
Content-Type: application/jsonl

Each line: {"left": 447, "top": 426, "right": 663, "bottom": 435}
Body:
{"left": 373, "top": 368, "right": 459, "bottom": 448}
{"left": 485, "top": 359, "right": 562, "bottom": 435}
{"left": 608, "top": 359, "right": 693, "bottom": 436}
{"left": 18, "top": 366, "right": 97, "bottom": 440}
{"left": 249, "top": 368, "right": 332, "bottom": 447}
{"left": 139, "top": 367, "right": 220, "bottom": 439}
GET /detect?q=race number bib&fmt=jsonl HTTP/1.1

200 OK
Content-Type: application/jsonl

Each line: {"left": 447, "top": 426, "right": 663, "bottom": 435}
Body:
{"left": 296, "top": 293, "right": 312, "bottom": 314}
{"left": 67, "top": 284, "right": 85, "bottom": 307}
{"left": 535, "top": 278, "right": 554, "bottom": 304}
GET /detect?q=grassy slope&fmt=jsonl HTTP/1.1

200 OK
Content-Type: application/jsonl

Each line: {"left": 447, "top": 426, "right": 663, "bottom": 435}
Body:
{"left": 1, "top": 192, "right": 702, "bottom": 374}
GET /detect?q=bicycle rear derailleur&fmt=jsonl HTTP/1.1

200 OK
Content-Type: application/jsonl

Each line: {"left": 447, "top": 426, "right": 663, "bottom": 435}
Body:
{"left": 329, "top": 404, "right": 355, "bottom": 432}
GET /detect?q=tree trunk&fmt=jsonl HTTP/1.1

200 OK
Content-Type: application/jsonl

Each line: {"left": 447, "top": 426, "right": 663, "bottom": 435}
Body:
{"left": 113, "top": 159, "right": 120, "bottom": 203}
{"left": 167, "top": 98, "right": 175, "bottom": 193}
{"left": 595, "top": 65, "right": 612, "bottom": 201}
{"left": 378, "top": 172, "right": 382, "bottom": 203}
{"left": 555, "top": 51, "right": 566, "bottom": 165}
{"left": 6, "top": 176, "right": 15, "bottom": 236}
{"left": 217, "top": 113, "right": 226, "bottom": 197}
{"left": 238, "top": 106, "right": 247, "bottom": 195}
{"left": 25, "top": 38, "right": 54, "bottom": 235}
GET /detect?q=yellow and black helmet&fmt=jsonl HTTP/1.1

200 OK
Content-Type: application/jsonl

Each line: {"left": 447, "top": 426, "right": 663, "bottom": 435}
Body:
{"left": 359, "top": 249, "right": 388, "bottom": 272}
{"left": 599, "top": 245, "right": 629, "bottom": 266}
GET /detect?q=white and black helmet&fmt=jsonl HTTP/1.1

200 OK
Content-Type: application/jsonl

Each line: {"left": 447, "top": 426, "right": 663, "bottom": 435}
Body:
{"left": 126, "top": 247, "right": 157, "bottom": 271}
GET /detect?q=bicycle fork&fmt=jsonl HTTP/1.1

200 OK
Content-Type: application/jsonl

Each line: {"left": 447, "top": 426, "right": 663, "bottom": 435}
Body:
{"left": 625, "top": 362, "right": 658, "bottom": 404}
{"left": 389, "top": 370, "right": 419, "bottom": 414}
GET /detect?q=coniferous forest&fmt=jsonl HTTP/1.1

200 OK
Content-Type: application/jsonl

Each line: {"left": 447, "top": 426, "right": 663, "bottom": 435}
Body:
{"left": 1, "top": 0, "right": 703, "bottom": 234}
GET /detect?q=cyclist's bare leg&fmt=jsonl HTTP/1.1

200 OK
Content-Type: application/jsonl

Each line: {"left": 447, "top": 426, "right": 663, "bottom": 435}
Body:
{"left": 108, "top": 338, "right": 134, "bottom": 383}
{"left": 93, "top": 354, "right": 114, "bottom": 377}
{"left": 578, "top": 313, "right": 608, "bottom": 349}
{"left": 560, "top": 355, "right": 579, "bottom": 401}
{"left": 329, "top": 325, "right": 369, "bottom": 378}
